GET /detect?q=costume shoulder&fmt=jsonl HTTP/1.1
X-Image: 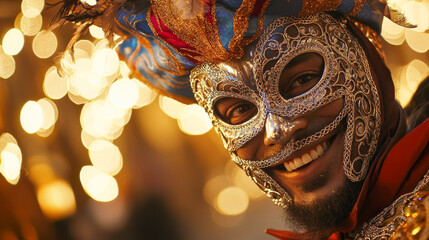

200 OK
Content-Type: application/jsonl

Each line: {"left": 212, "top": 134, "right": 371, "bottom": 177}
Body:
{"left": 349, "top": 172, "right": 429, "bottom": 240}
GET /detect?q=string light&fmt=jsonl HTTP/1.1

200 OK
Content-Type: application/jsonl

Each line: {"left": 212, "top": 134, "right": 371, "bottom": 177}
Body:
{"left": 0, "top": 141, "right": 22, "bottom": 185}
{"left": 89, "top": 25, "right": 106, "bottom": 39}
{"left": 159, "top": 96, "right": 188, "bottom": 119}
{"left": 131, "top": 78, "right": 157, "bottom": 108}
{"left": 405, "top": 29, "right": 429, "bottom": 53}
{"left": 20, "top": 14, "right": 43, "bottom": 36}
{"left": 178, "top": 104, "right": 213, "bottom": 135}
{"left": 89, "top": 139, "right": 123, "bottom": 176}
{"left": 33, "top": 30, "right": 58, "bottom": 59}
{"left": 36, "top": 179, "right": 77, "bottom": 220}
{"left": 92, "top": 48, "right": 120, "bottom": 77}
{"left": 80, "top": 165, "right": 119, "bottom": 202}
{"left": 37, "top": 98, "right": 58, "bottom": 135}
{"left": 108, "top": 78, "right": 139, "bottom": 109}
{"left": 2, "top": 28, "right": 25, "bottom": 56}
{"left": 0, "top": 46, "right": 16, "bottom": 79}
{"left": 43, "top": 66, "right": 69, "bottom": 100}
{"left": 21, "top": 0, "right": 44, "bottom": 18}
{"left": 20, "top": 100, "right": 44, "bottom": 134}
{"left": 215, "top": 187, "right": 249, "bottom": 216}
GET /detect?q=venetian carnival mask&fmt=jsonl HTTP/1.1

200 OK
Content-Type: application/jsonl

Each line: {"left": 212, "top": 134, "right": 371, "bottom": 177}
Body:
{"left": 190, "top": 13, "right": 382, "bottom": 208}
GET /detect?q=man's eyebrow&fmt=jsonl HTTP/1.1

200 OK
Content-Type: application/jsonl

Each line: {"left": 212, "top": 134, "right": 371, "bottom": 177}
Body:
{"left": 284, "top": 53, "right": 318, "bottom": 69}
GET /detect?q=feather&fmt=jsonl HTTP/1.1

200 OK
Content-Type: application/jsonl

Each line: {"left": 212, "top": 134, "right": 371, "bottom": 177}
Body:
{"left": 385, "top": 5, "right": 417, "bottom": 28}
{"left": 172, "top": 0, "right": 209, "bottom": 19}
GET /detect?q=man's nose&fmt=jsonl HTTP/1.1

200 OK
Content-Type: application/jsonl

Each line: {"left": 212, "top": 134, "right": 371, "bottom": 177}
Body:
{"left": 264, "top": 113, "right": 308, "bottom": 146}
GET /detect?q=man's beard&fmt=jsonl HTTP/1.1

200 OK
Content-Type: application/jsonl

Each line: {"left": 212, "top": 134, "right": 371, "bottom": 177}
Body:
{"left": 283, "top": 176, "right": 363, "bottom": 238}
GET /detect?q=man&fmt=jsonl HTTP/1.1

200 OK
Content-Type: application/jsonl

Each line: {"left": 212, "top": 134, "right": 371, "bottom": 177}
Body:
{"left": 55, "top": 0, "right": 429, "bottom": 239}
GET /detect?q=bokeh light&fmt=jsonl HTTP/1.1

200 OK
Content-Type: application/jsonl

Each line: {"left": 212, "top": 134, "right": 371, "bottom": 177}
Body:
{"left": 74, "top": 40, "right": 95, "bottom": 57}
{"left": 36, "top": 179, "right": 77, "bottom": 220}
{"left": 33, "top": 30, "right": 58, "bottom": 59}
{"left": 402, "top": 1, "right": 429, "bottom": 32}
{"left": 80, "top": 99, "right": 129, "bottom": 139}
{"left": 0, "top": 46, "right": 16, "bottom": 79}
{"left": 215, "top": 187, "right": 249, "bottom": 216}
{"left": 159, "top": 96, "right": 188, "bottom": 119}
{"left": 21, "top": 0, "right": 44, "bottom": 18}
{"left": 81, "top": 130, "right": 98, "bottom": 149}
{"left": 131, "top": 79, "right": 157, "bottom": 108}
{"left": 203, "top": 175, "right": 231, "bottom": 206}
{"left": 381, "top": 17, "right": 405, "bottom": 46}
{"left": 80, "top": 165, "right": 119, "bottom": 202}
{"left": 69, "top": 58, "right": 109, "bottom": 100}
{"left": 92, "top": 48, "right": 120, "bottom": 77}
{"left": 28, "top": 162, "right": 57, "bottom": 186}
{"left": 20, "top": 100, "right": 43, "bottom": 134}
{"left": 178, "top": 104, "right": 213, "bottom": 135}
{"left": 108, "top": 78, "right": 139, "bottom": 109}
{"left": 0, "top": 142, "right": 22, "bottom": 185}
{"left": 0, "top": 133, "right": 18, "bottom": 149}
{"left": 81, "top": 0, "right": 97, "bottom": 6}
{"left": 405, "top": 29, "right": 429, "bottom": 53}
{"left": 43, "top": 66, "right": 69, "bottom": 100}
{"left": 89, "top": 139, "right": 123, "bottom": 176}
{"left": 37, "top": 98, "right": 58, "bottom": 134}
{"left": 20, "top": 14, "right": 43, "bottom": 36}
{"left": 119, "top": 61, "right": 131, "bottom": 78}
{"left": 232, "top": 167, "right": 264, "bottom": 199}
{"left": 2, "top": 28, "right": 24, "bottom": 56}
{"left": 14, "top": 13, "right": 23, "bottom": 29}
{"left": 89, "top": 25, "right": 105, "bottom": 39}
{"left": 396, "top": 59, "right": 429, "bottom": 106}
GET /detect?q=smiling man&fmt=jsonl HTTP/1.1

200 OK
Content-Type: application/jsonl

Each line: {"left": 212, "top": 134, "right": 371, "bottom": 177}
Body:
{"left": 55, "top": 0, "right": 429, "bottom": 239}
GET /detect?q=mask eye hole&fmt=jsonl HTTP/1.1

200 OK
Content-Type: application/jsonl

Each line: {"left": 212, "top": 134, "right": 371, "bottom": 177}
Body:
{"left": 278, "top": 52, "right": 324, "bottom": 99}
{"left": 214, "top": 98, "right": 258, "bottom": 125}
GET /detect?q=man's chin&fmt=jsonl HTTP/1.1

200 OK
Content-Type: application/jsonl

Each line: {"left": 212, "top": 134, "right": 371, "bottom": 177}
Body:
{"left": 283, "top": 178, "right": 363, "bottom": 238}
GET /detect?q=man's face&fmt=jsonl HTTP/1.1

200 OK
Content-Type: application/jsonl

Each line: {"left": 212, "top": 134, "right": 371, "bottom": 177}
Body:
{"left": 214, "top": 53, "right": 361, "bottom": 233}
{"left": 190, "top": 13, "right": 381, "bottom": 233}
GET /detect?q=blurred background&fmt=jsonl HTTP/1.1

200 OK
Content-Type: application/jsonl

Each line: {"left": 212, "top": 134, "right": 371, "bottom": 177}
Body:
{"left": 0, "top": 0, "right": 428, "bottom": 239}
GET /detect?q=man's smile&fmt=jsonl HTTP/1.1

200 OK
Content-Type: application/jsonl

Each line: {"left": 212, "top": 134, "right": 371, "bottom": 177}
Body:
{"left": 282, "top": 141, "right": 328, "bottom": 172}
{"left": 266, "top": 125, "right": 343, "bottom": 188}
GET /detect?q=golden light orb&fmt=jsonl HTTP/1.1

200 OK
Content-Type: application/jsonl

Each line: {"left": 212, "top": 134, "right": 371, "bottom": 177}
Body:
{"left": 80, "top": 165, "right": 119, "bottom": 202}
{"left": 0, "top": 46, "right": 16, "bottom": 79}
{"left": 89, "top": 139, "right": 123, "bottom": 176}
{"left": 33, "top": 30, "right": 58, "bottom": 59}
{"left": 108, "top": 78, "right": 139, "bottom": 109}
{"left": 178, "top": 104, "right": 213, "bottom": 135}
{"left": 20, "top": 100, "right": 43, "bottom": 134}
{"left": 215, "top": 187, "right": 249, "bottom": 216}
{"left": 20, "top": 14, "right": 43, "bottom": 36}
{"left": 36, "top": 180, "right": 77, "bottom": 220}
{"left": 2, "top": 28, "right": 24, "bottom": 56}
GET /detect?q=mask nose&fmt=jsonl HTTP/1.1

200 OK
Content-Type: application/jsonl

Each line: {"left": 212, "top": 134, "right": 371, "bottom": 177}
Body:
{"left": 264, "top": 113, "right": 308, "bottom": 146}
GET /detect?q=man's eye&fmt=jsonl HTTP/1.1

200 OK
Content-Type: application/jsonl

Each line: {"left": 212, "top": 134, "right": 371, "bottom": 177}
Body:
{"left": 283, "top": 73, "right": 321, "bottom": 98}
{"left": 226, "top": 102, "right": 257, "bottom": 125}
{"left": 291, "top": 73, "right": 319, "bottom": 87}
{"left": 215, "top": 98, "right": 257, "bottom": 125}
{"left": 278, "top": 53, "right": 325, "bottom": 99}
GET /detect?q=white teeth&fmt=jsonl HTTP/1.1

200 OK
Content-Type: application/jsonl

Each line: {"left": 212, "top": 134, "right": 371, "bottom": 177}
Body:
{"left": 283, "top": 142, "right": 328, "bottom": 172}
{"left": 284, "top": 162, "right": 293, "bottom": 172}
{"left": 316, "top": 144, "right": 324, "bottom": 156}
{"left": 294, "top": 157, "right": 303, "bottom": 168}
{"left": 302, "top": 153, "right": 312, "bottom": 164}
{"left": 310, "top": 150, "right": 318, "bottom": 159}
{"left": 290, "top": 160, "right": 297, "bottom": 170}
